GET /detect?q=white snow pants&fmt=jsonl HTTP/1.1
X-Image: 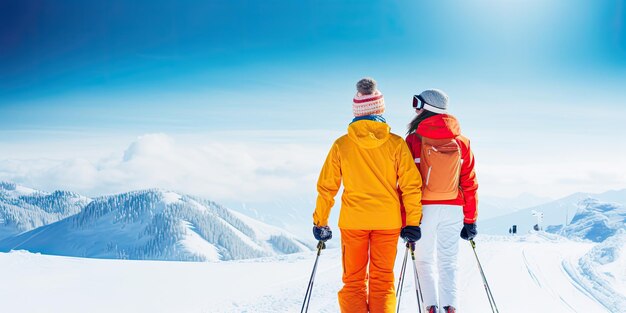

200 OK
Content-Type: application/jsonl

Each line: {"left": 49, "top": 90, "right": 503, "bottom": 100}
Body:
{"left": 414, "top": 204, "right": 464, "bottom": 310}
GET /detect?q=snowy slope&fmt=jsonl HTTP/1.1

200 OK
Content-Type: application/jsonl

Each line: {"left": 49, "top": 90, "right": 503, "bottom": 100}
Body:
{"left": 0, "top": 233, "right": 621, "bottom": 313}
{"left": 565, "top": 232, "right": 626, "bottom": 312}
{"left": 0, "top": 181, "right": 90, "bottom": 240}
{"left": 0, "top": 189, "right": 309, "bottom": 261}
{"left": 480, "top": 189, "right": 626, "bottom": 235}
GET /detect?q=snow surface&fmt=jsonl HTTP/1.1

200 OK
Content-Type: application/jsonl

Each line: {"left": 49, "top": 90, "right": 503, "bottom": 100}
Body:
{"left": 1, "top": 181, "right": 46, "bottom": 197}
{"left": 13, "top": 185, "right": 41, "bottom": 196}
{"left": 564, "top": 231, "right": 626, "bottom": 312}
{"left": 178, "top": 220, "right": 221, "bottom": 262}
{"left": 0, "top": 233, "right": 622, "bottom": 313}
{"left": 162, "top": 191, "right": 182, "bottom": 204}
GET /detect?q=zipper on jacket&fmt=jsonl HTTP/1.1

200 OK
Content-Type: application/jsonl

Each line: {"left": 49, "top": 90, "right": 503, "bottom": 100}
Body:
{"left": 342, "top": 245, "right": 346, "bottom": 275}
{"left": 425, "top": 149, "right": 432, "bottom": 186}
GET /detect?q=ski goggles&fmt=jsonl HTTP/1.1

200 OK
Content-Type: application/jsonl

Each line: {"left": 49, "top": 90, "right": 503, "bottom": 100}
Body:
{"left": 412, "top": 95, "right": 427, "bottom": 109}
{"left": 412, "top": 94, "right": 447, "bottom": 113}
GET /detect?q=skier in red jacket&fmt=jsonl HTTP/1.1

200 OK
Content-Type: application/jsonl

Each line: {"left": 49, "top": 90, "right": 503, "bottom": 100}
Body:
{"left": 404, "top": 89, "right": 478, "bottom": 313}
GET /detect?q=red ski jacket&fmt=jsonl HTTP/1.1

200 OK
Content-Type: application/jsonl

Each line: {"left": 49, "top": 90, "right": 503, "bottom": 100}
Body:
{"left": 401, "top": 114, "right": 478, "bottom": 224}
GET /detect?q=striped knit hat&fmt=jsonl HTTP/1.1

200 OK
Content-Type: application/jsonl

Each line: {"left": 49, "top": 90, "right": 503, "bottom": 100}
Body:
{"left": 353, "top": 78, "right": 385, "bottom": 117}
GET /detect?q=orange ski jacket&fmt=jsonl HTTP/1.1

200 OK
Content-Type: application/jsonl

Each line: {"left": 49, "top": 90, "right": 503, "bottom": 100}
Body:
{"left": 404, "top": 114, "right": 478, "bottom": 224}
{"left": 313, "top": 120, "right": 423, "bottom": 229}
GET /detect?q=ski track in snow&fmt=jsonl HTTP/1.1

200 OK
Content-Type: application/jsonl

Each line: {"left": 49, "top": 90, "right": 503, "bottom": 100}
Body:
{"left": 458, "top": 236, "right": 609, "bottom": 313}
{"left": 522, "top": 248, "right": 579, "bottom": 312}
{"left": 562, "top": 259, "right": 605, "bottom": 312}
{"left": 0, "top": 234, "right": 620, "bottom": 313}
{"left": 522, "top": 249, "right": 542, "bottom": 287}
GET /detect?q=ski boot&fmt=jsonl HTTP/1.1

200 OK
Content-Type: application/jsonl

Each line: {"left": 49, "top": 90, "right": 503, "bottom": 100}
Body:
{"left": 426, "top": 306, "right": 438, "bottom": 313}
{"left": 443, "top": 306, "right": 456, "bottom": 313}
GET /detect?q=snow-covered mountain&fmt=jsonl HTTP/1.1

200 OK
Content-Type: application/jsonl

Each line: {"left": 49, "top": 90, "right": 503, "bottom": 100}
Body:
{"left": 479, "top": 193, "right": 553, "bottom": 220}
{"left": 0, "top": 181, "right": 90, "bottom": 240}
{"left": 479, "top": 189, "right": 626, "bottom": 235}
{"left": 0, "top": 189, "right": 310, "bottom": 261}
{"left": 225, "top": 196, "right": 323, "bottom": 241}
{"left": 546, "top": 198, "right": 626, "bottom": 242}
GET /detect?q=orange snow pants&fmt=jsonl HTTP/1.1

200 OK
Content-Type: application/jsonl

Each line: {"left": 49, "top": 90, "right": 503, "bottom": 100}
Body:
{"left": 338, "top": 228, "right": 401, "bottom": 313}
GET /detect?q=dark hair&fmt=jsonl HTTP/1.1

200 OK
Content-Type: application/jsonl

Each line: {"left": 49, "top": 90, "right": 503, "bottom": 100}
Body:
{"left": 407, "top": 110, "right": 439, "bottom": 135}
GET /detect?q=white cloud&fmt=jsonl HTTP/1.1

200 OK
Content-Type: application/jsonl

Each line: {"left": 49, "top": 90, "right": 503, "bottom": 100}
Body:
{"left": 0, "top": 132, "right": 332, "bottom": 203}
{"left": 1, "top": 129, "right": 624, "bottom": 207}
{"left": 477, "top": 161, "right": 626, "bottom": 198}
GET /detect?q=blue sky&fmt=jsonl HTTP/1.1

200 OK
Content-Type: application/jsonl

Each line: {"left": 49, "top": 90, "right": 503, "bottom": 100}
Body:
{"left": 2, "top": 0, "right": 624, "bottom": 130}
{"left": 1, "top": 1, "right": 625, "bottom": 208}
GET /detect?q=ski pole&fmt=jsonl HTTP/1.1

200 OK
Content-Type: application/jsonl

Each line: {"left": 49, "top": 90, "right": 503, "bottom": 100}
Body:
{"left": 409, "top": 242, "right": 425, "bottom": 313}
{"left": 469, "top": 239, "right": 500, "bottom": 313}
{"left": 396, "top": 245, "right": 409, "bottom": 313}
{"left": 301, "top": 240, "right": 326, "bottom": 313}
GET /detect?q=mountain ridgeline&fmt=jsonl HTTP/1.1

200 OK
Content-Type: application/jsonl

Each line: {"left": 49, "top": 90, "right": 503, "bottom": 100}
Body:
{"left": 546, "top": 198, "right": 626, "bottom": 242}
{"left": 0, "top": 182, "right": 90, "bottom": 239}
{"left": 479, "top": 189, "right": 626, "bottom": 236}
{"left": 0, "top": 183, "right": 310, "bottom": 261}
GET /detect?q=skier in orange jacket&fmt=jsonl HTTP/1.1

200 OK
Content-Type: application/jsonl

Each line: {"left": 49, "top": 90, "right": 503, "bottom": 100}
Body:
{"left": 312, "top": 78, "right": 423, "bottom": 313}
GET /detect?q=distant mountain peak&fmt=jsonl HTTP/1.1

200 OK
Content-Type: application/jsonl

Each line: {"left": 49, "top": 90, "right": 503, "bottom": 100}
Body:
{"left": 550, "top": 198, "right": 625, "bottom": 242}
{"left": 0, "top": 186, "right": 310, "bottom": 262}
{"left": 1, "top": 184, "right": 90, "bottom": 240}
{"left": 480, "top": 188, "right": 626, "bottom": 236}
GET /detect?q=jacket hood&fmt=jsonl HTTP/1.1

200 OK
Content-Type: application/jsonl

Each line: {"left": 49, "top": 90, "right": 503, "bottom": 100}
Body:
{"left": 347, "top": 120, "right": 391, "bottom": 149}
{"left": 417, "top": 114, "right": 461, "bottom": 139}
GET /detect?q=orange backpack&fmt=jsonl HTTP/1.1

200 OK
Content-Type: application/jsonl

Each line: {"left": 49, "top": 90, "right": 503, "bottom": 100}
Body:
{"left": 419, "top": 137, "right": 462, "bottom": 201}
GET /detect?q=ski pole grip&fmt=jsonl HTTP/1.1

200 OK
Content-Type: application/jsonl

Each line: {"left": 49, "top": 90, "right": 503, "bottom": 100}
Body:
{"left": 406, "top": 241, "right": 416, "bottom": 251}
{"left": 470, "top": 239, "right": 476, "bottom": 249}
{"left": 317, "top": 241, "right": 326, "bottom": 253}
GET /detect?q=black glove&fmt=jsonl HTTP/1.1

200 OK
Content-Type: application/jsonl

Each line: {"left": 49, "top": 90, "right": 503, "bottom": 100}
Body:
{"left": 312, "top": 225, "right": 332, "bottom": 242}
{"left": 460, "top": 223, "right": 477, "bottom": 240}
{"left": 400, "top": 226, "right": 421, "bottom": 242}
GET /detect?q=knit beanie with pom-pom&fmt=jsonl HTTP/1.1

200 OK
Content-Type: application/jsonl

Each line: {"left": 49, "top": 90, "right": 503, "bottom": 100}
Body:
{"left": 353, "top": 77, "right": 385, "bottom": 117}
